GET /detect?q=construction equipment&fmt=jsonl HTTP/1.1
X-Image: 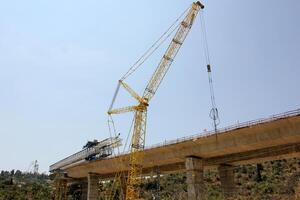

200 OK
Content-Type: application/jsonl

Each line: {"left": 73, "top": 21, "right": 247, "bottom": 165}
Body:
{"left": 198, "top": 10, "right": 220, "bottom": 133}
{"left": 27, "top": 160, "right": 39, "bottom": 174}
{"left": 49, "top": 136, "right": 122, "bottom": 172}
{"left": 107, "top": 2, "right": 204, "bottom": 199}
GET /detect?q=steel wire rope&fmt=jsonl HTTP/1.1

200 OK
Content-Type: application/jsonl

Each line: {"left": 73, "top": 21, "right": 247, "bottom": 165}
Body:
{"left": 108, "top": 4, "right": 191, "bottom": 113}
{"left": 120, "top": 5, "right": 190, "bottom": 81}
{"left": 105, "top": 4, "right": 196, "bottom": 199}
{"left": 108, "top": 22, "right": 183, "bottom": 112}
{"left": 107, "top": 115, "right": 119, "bottom": 155}
{"left": 120, "top": 23, "right": 181, "bottom": 81}
{"left": 123, "top": 114, "right": 135, "bottom": 153}
{"left": 106, "top": 114, "right": 135, "bottom": 199}
{"left": 199, "top": 10, "right": 220, "bottom": 131}
{"left": 107, "top": 115, "right": 128, "bottom": 199}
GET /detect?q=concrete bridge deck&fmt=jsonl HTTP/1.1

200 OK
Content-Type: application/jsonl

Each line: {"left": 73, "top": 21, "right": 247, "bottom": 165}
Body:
{"left": 52, "top": 109, "right": 300, "bottom": 179}
{"left": 51, "top": 109, "right": 300, "bottom": 199}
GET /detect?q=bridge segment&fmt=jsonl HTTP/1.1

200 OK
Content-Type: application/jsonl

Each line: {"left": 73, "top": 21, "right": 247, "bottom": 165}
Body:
{"left": 51, "top": 109, "right": 300, "bottom": 199}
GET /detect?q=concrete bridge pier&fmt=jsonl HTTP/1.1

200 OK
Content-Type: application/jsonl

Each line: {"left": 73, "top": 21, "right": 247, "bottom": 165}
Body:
{"left": 80, "top": 182, "right": 88, "bottom": 200}
{"left": 185, "top": 156, "right": 204, "bottom": 200}
{"left": 218, "top": 164, "right": 236, "bottom": 198}
{"left": 67, "top": 180, "right": 87, "bottom": 200}
{"left": 87, "top": 173, "right": 100, "bottom": 200}
{"left": 120, "top": 173, "right": 127, "bottom": 199}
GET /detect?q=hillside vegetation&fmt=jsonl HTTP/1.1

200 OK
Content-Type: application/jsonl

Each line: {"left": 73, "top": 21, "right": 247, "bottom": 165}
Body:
{"left": 0, "top": 170, "right": 51, "bottom": 200}
{"left": 1, "top": 158, "right": 300, "bottom": 199}
{"left": 137, "top": 158, "right": 300, "bottom": 200}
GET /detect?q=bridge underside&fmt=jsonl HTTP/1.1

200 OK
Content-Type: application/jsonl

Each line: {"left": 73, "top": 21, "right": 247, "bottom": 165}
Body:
{"left": 63, "top": 114, "right": 300, "bottom": 179}
{"left": 52, "top": 110, "right": 300, "bottom": 199}
{"left": 93, "top": 142, "right": 300, "bottom": 179}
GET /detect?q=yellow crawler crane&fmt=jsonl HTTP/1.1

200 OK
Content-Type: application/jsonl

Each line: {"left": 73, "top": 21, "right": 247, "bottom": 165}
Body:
{"left": 108, "top": 2, "right": 204, "bottom": 199}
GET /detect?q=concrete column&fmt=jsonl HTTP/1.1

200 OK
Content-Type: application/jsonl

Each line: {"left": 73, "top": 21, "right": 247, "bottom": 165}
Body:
{"left": 218, "top": 164, "right": 236, "bottom": 198}
{"left": 81, "top": 182, "right": 88, "bottom": 200}
{"left": 185, "top": 156, "right": 204, "bottom": 200}
{"left": 120, "top": 173, "right": 127, "bottom": 199}
{"left": 87, "top": 173, "right": 100, "bottom": 200}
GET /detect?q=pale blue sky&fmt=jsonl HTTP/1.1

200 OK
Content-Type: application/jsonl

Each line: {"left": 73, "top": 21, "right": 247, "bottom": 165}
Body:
{"left": 0, "top": 0, "right": 299, "bottom": 173}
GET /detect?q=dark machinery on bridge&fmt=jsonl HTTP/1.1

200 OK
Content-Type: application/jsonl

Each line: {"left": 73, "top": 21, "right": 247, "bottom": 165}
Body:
{"left": 49, "top": 136, "right": 122, "bottom": 172}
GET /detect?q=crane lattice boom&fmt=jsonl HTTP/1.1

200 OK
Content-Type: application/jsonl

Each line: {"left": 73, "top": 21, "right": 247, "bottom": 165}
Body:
{"left": 107, "top": 2, "right": 204, "bottom": 199}
{"left": 144, "top": 2, "right": 203, "bottom": 101}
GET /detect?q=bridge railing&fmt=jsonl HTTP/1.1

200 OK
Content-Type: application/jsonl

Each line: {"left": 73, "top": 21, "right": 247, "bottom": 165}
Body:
{"left": 144, "top": 109, "right": 300, "bottom": 150}
{"left": 50, "top": 108, "right": 300, "bottom": 170}
{"left": 114, "top": 108, "right": 300, "bottom": 157}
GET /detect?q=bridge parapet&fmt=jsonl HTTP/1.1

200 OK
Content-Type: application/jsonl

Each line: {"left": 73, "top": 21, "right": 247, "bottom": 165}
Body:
{"left": 50, "top": 108, "right": 300, "bottom": 178}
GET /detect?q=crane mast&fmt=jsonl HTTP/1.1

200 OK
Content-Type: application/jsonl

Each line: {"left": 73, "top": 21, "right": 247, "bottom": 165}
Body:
{"left": 108, "top": 2, "right": 204, "bottom": 199}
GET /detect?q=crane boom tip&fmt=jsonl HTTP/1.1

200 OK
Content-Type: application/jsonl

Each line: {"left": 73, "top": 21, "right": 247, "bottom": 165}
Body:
{"left": 196, "top": 1, "right": 204, "bottom": 9}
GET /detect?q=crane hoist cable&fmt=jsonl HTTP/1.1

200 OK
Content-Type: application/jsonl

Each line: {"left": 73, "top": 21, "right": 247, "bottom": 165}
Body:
{"left": 107, "top": 115, "right": 135, "bottom": 199}
{"left": 199, "top": 10, "right": 220, "bottom": 133}
{"left": 120, "top": 5, "right": 190, "bottom": 81}
{"left": 107, "top": 115, "right": 120, "bottom": 155}
{"left": 122, "top": 116, "right": 135, "bottom": 153}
